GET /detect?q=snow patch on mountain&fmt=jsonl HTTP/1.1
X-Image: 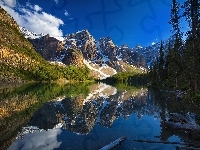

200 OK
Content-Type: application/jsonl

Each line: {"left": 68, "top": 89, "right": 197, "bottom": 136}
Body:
{"left": 20, "top": 27, "right": 64, "bottom": 41}
{"left": 83, "top": 59, "right": 116, "bottom": 79}
{"left": 95, "top": 100, "right": 111, "bottom": 123}
{"left": 116, "top": 52, "right": 122, "bottom": 60}
{"left": 54, "top": 36, "right": 64, "bottom": 41}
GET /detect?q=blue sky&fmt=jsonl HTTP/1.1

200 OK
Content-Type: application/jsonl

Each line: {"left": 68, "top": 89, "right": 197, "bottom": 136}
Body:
{"left": 0, "top": 0, "right": 186, "bottom": 47}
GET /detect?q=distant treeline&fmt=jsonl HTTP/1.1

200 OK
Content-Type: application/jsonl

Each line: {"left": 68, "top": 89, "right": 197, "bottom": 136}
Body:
{"left": 102, "top": 71, "right": 147, "bottom": 87}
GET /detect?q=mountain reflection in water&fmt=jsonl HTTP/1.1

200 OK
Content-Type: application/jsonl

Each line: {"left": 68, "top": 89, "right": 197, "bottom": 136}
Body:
{"left": 0, "top": 83, "right": 199, "bottom": 150}
{"left": 19, "top": 83, "right": 148, "bottom": 135}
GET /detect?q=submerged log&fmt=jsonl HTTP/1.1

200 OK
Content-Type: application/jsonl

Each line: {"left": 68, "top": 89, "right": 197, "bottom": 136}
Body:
{"left": 132, "top": 139, "right": 190, "bottom": 145}
{"left": 162, "top": 113, "right": 200, "bottom": 133}
{"left": 175, "top": 146, "right": 200, "bottom": 150}
{"left": 99, "top": 136, "right": 127, "bottom": 150}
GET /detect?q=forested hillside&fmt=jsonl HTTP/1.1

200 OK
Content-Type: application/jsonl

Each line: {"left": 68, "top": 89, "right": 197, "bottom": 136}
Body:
{"left": 0, "top": 7, "right": 90, "bottom": 83}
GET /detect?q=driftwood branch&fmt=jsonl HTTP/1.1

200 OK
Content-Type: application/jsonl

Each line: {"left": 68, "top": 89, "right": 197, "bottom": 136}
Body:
{"left": 99, "top": 136, "right": 127, "bottom": 150}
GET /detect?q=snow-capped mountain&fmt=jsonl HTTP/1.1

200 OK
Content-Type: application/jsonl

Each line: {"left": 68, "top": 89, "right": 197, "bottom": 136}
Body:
{"left": 20, "top": 27, "right": 167, "bottom": 79}
{"left": 133, "top": 40, "right": 173, "bottom": 67}
{"left": 20, "top": 27, "right": 45, "bottom": 39}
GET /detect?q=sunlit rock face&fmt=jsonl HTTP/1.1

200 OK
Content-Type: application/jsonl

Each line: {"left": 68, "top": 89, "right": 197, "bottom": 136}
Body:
{"left": 62, "top": 48, "right": 85, "bottom": 68}
{"left": 64, "top": 30, "right": 98, "bottom": 61}
{"left": 28, "top": 34, "right": 60, "bottom": 61}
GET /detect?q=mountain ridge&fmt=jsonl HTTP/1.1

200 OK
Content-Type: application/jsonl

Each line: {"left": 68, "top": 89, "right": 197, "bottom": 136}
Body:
{"left": 22, "top": 28, "right": 148, "bottom": 79}
{"left": 21, "top": 27, "right": 171, "bottom": 69}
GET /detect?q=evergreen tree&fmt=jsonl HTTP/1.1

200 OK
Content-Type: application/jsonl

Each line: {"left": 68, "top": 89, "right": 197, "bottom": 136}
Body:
{"left": 169, "top": 0, "right": 183, "bottom": 47}
{"left": 182, "top": 0, "right": 200, "bottom": 92}
{"left": 183, "top": 0, "right": 200, "bottom": 39}
{"left": 158, "top": 41, "right": 165, "bottom": 81}
{"left": 164, "top": 42, "right": 172, "bottom": 81}
{"left": 167, "top": 0, "right": 183, "bottom": 87}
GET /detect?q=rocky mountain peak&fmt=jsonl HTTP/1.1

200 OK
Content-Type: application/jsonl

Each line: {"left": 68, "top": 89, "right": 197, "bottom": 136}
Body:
{"left": 99, "top": 37, "right": 116, "bottom": 50}
{"left": 135, "top": 44, "right": 143, "bottom": 49}
{"left": 64, "top": 29, "right": 95, "bottom": 44}
{"left": 19, "top": 27, "right": 46, "bottom": 39}
{"left": 64, "top": 30, "right": 97, "bottom": 61}
{"left": 121, "top": 44, "right": 129, "bottom": 48}
{"left": 20, "top": 27, "right": 37, "bottom": 37}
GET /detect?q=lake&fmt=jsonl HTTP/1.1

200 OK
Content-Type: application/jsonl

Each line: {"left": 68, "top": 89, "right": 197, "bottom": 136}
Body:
{"left": 0, "top": 83, "right": 200, "bottom": 150}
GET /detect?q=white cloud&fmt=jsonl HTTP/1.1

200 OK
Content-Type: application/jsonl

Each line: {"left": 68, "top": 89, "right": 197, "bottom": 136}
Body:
{"left": 64, "top": 10, "right": 69, "bottom": 16}
{"left": 26, "top": 2, "right": 33, "bottom": 9}
{"left": 0, "top": 1, "right": 64, "bottom": 37}
{"left": 24, "top": 12, "right": 64, "bottom": 36}
{"left": 152, "top": 42, "right": 156, "bottom": 45}
{"left": 1, "top": 0, "right": 16, "bottom": 7}
{"left": 34, "top": 5, "right": 42, "bottom": 12}
{"left": 8, "top": 128, "right": 62, "bottom": 150}
{"left": 25, "top": 3, "right": 42, "bottom": 12}
{"left": 54, "top": 0, "right": 59, "bottom": 4}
